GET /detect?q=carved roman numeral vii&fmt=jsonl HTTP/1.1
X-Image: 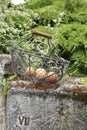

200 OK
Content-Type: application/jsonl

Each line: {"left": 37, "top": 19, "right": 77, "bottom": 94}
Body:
{"left": 19, "top": 116, "right": 30, "bottom": 126}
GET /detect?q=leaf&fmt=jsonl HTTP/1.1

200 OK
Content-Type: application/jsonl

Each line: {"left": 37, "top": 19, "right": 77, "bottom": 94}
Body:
{"left": 0, "top": 79, "right": 8, "bottom": 96}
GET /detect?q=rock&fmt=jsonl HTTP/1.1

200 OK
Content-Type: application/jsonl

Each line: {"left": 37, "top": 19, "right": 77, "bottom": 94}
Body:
{"left": 6, "top": 80, "right": 87, "bottom": 130}
{"left": 0, "top": 54, "right": 13, "bottom": 130}
{"left": 4, "top": 60, "right": 13, "bottom": 76}
{"left": 0, "top": 54, "right": 13, "bottom": 77}
{"left": 0, "top": 96, "right": 5, "bottom": 130}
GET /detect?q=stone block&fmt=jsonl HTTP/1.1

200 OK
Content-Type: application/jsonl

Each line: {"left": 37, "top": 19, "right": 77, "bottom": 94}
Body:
{"left": 0, "top": 54, "right": 12, "bottom": 130}
{"left": 6, "top": 80, "right": 87, "bottom": 130}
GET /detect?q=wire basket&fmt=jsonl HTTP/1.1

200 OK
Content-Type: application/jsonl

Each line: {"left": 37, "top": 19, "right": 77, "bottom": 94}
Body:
{"left": 11, "top": 30, "right": 70, "bottom": 84}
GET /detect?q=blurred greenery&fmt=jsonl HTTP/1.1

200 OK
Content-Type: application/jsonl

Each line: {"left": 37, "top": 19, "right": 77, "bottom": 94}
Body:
{"left": 80, "top": 78, "right": 87, "bottom": 85}
{"left": 0, "top": 0, "right": 87, "bottom": 76}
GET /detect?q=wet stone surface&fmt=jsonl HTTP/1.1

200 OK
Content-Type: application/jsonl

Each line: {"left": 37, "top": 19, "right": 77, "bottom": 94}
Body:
{"left": 6, "top": 78, "right": 87, "bottom": 130}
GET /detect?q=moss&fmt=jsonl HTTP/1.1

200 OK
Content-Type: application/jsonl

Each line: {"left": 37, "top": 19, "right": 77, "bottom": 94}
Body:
{"left": 80, "top": 78, "right": 87, "bottom": 86}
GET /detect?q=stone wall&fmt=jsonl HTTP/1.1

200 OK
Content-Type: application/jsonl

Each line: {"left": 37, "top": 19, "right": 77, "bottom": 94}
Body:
{"left": 0, "top": 54, "right": 12, "bottom": 130}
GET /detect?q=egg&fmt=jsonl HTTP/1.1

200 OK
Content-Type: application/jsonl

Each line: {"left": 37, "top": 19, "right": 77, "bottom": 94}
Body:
{"left": 46, "top": 71, "right": 58, "bottom": 82}
{"left": 35, "top": 68, "right": 47, "bottom": 79}
{"left": 26, "top": 67, "right": 35, "bottom": 76}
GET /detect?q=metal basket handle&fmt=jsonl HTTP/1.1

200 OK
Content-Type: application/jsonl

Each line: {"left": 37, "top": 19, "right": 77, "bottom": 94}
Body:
{"left": 31, "top": 30, "right": 57, "bottom": 56}
{"left": 31, "top": 30, "right": 52, "bottom": 39}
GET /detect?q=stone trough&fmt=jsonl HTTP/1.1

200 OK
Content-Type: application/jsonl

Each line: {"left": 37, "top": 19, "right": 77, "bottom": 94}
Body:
{"left": 6, "top": 79, "right": 87, "bottom": 130}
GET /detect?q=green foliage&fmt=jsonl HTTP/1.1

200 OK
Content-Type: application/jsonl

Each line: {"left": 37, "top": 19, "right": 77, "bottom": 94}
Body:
{"left": 80, "top": 78, "right": 87, "bottom": 86}
{"left": 0, "top": 75, "right": 18, "bottom": 96}
{"left": 62, "top": 0, "right": 87, "bottom": 25}
{"left": 62, "top": 11, "right": 87, "bottom": 24}
{"left": 25, "top": 0, "right": 52, "bottom": 9}
{"left": 64, "top": 0, "right": 87, "bottom": 12}
{"left": 0, "top": 79, "right": 8, "bottom": 96}
{"left": 7, "top": 74, "right": 17, "bottom": 81}
{"left": 55, "top": 23, "right": 87, "bottom": 53}
{"left": 54, "top": 23, "right": 87, "bottom": 76}
{"left": 34, "top": 9, "right": 60, "bottom": 26}
{"left": 0, "top": 0, "right": 87, "bottom": 77}
{"left": 0, "top": 6, "right": 36, "bottom": 53}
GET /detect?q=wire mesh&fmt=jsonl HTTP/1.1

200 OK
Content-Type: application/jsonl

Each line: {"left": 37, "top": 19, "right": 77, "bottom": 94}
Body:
{"left": 11, "top": 31, "right": 70, "bottom": 84}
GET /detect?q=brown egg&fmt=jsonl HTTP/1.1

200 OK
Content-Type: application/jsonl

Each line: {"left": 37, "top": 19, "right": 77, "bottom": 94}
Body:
{"left": 46, "top": 71, "right": 58, "bottom": 82}
{"left": 35, "top": 68, "right": 47, "bottom": 79}
{"left": 26, "top": 67, "right": 35, "bottom": 76}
